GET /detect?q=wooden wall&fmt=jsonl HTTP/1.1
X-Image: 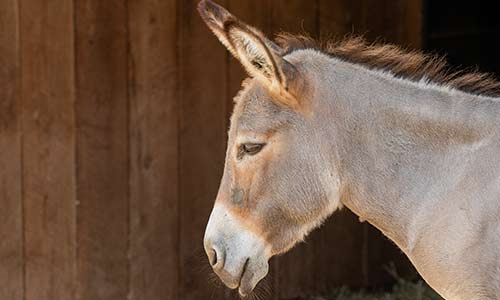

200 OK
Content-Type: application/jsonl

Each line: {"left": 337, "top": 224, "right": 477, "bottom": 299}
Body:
{"left": 0, "top": 1, "right": 421, "bottom": 299}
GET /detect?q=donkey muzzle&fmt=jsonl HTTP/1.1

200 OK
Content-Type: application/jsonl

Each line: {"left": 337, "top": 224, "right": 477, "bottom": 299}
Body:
{"left": 204, "top": 203, "right": 270, "bottom": 296}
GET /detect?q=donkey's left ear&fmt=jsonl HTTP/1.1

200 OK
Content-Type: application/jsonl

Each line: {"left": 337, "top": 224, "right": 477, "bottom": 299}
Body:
{"left": 198, "top": 0, "right": 302, "bottom": 108}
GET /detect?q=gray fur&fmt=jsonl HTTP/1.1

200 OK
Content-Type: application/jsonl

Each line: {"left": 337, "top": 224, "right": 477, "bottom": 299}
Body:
{"left": 198, "top": 1, "right": 500, "bottom": 298}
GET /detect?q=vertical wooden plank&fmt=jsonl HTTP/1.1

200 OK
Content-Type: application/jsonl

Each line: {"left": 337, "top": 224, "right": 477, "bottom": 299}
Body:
{"left": 404, "top": 0, "right": 423, "bottom": 49}
{"left": 128, "top": 0, "right": 178, "bottom": 300}
{"left": 0, "top": 1, "right": 23, "bottom": 299}
{"left": 311, "top": 211, "right": 366, "bottom": 289}
{"left": 364, "top": 225, "right": 416, "bottom": 287}
{"left": 178, "top": 1, "right": 228, "bottom": 300}
{"left": 74, "top": 1, "right": 129, "bottom": 299}
{"left": 319, "top": 0, "right": 422, "bottom": 48}
{"left": 318, "top": 0, "right": 362, "bottom": 39}
{"left": 20, "top": 0, "right": 76, "bottom": 299}
{"left": 269, "top": 2, "right": 320, "bottom": 298}
{"left": 271, "top": 0, "right": 318, "bottom": 35}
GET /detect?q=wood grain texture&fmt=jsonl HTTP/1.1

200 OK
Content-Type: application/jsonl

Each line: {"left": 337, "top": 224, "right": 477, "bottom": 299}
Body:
{"left": 0, "top": 1, "right": 23, "bottom": 299}
{"left": 74, "top": 1, "right": 129, "bottom": 299}
{"left": 271, "top": 0, "right": 319, "bottom": 36}
{"left": 319, "top": 0, "right": 422, "bottom": 48}
{"left": 178, "top": 1, "right": 228, "bottom": 299}
{"left": 20, "top": 1, "right": 77, "bottom": 299}
{"left": 128, "top": 0, "right": 179, "bottom": 299}
{"left": 311, "top": 211, "right": 367, "bottom": 288}
{"left": 0, "top": 2, "right": 426, "bottom": 299}
{"left": 269, "top": 1, "right": 321, "bottom": 298}
{"left": 363, "top": 225, "right": 416, "bottom": 287}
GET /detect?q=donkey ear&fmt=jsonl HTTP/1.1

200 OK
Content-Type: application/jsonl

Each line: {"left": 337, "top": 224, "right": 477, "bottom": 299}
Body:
{"left": 197, "top": 0, "right": 302, "bottom": 108}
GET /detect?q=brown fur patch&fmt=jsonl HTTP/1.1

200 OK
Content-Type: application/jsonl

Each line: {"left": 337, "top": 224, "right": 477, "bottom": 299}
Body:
{"left": 276, "top": 33, "right": 500, "bottom": 98}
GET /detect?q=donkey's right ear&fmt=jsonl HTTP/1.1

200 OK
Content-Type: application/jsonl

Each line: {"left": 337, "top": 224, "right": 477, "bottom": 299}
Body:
{"left": 198, "top": 0, "right": 303, "bottom": 109}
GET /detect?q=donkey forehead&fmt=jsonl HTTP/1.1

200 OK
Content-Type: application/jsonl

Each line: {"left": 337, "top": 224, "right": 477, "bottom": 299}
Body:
{"left": 229, "top": 50, "right": 321, "bottom": 137}
{"left": 231, "top": 80, "right": 294, "bottom": 135}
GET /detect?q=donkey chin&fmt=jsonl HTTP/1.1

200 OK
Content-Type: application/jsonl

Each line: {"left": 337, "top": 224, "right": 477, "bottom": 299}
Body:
{"left": 204, "top": 203, "right": 271, "bottom": 297}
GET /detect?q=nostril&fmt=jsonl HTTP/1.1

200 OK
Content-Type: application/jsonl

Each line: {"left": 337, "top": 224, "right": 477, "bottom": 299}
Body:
{"left": 207, "top": 246, "right": 224, "bottom": 270}
{"left": 208, "top": 248, "right": 217, "bottom": 266}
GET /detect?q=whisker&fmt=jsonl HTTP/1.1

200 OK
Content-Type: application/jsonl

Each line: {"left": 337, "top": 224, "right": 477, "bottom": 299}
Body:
{"left": 184, "top": 244, "right": 229, "bottom": 298}
{"left": 248, "top": 291, "right": 257, "bottom": 300}
{"left": 260, "top": 277, "right": 274, "bottom": 299}
{"left": 250, "top": 277, "right": 273, "bottom": 300}
{"left": 209, "top": 285, "right": 215, "bottom": 300}
{"left": 254, "top": 291, "right": 264, "bottom": 300}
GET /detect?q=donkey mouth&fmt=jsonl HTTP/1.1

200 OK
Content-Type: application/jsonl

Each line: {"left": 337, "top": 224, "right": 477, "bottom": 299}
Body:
{"left": 237, "top": 258, "right": 251, "bottom": 296}
{"left": 214, "top": 254, "right": 269, "bottom": 297}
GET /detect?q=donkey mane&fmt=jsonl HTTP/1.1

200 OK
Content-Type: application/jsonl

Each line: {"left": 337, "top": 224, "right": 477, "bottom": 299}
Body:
{"left": 276, "top": 33, "right": 500, "bottom": 98}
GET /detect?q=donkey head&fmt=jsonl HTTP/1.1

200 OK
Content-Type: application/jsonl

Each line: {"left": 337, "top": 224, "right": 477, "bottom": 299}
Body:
{"left": 198, "top": 0, "right": 343, "bottom": 296}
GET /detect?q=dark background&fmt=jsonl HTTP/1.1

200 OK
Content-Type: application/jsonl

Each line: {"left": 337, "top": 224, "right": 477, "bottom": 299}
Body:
{"left": 425, "top": 1, "right": 500, "bottom": 75}
{"left": 0, "top": 1, "right": 498, "bottom": 300}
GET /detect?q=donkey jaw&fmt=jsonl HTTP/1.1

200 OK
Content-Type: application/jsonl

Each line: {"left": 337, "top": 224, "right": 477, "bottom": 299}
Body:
{"left": 204, "top": 203, "right": 271, "bottom": 296}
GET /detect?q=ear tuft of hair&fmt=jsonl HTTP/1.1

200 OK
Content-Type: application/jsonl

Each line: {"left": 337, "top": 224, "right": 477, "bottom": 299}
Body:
{"left": 197, "top": 0, "right": 233, "bottom": 31}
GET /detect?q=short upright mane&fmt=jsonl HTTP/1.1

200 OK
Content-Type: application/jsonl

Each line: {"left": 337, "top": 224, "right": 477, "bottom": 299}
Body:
{"left": 276, "top": 33, "right": 500, "bottom": 98}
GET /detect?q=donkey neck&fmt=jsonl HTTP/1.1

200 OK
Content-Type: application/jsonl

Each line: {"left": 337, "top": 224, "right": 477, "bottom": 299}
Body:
{"left": 306, "top": 51, "right": 500, "bottom": 253}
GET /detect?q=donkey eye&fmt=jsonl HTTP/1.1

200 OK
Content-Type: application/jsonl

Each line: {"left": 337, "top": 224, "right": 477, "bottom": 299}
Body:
{"left": 241, "top": 143, "right": 265, "bottom": 156}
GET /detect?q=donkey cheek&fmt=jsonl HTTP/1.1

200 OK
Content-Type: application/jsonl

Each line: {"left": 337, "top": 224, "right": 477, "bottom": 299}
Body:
{"left": 231, "top": 187, "right": 245, "bottom": 205}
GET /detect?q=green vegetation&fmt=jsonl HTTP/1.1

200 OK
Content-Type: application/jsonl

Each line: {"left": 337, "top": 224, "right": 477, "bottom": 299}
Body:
{"left": 302, "top": 264, "right": 443, "bottom": 300}
{"left": 326, "top": 279, "right": 442, "bottom": 300}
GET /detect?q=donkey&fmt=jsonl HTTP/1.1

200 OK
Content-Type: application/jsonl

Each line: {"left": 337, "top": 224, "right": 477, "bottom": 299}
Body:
{"left": 198, "top": 1, "right": 500, "bottom": 299}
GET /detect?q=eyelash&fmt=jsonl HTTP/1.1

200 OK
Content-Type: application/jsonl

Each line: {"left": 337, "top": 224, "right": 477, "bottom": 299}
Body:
{"left": 237, "top": 143, "right": 265, "bottom": 159}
